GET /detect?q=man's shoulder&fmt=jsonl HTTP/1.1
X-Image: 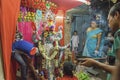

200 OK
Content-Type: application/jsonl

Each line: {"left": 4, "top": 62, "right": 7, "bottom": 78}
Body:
{"left": 87, "top": 27, "right": 91, "bottom": 32}
{"left": 115, "top": 29, "right": 120, "bottom": 38}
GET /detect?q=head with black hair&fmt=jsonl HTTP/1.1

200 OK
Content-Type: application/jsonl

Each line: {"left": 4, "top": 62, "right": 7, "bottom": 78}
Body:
{"left": 73, "top": 30, "right": 77, "bottom": 35}
{"left": 15, "top": 31, "right": 23, "bottom": 40}
{"left": 107, "top": 3, "right": 120, "bottom": 80}
{"left": 90, "top": 20, "right": 98, "bottom": 29}
{"left": 63, "top": 61, "right": 74, "bottom": 77}
{"left": 108, "top": 2, "right": 120, "bottom": 33}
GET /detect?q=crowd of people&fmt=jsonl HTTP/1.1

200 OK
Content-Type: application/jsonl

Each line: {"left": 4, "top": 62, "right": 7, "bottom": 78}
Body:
{"left": 11, "top": 2, "right": 120, "bottom": 80}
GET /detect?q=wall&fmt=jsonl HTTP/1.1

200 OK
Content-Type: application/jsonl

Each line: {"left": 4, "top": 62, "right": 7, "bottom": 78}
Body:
{"left": 64, "top": 20, "right": 71, "bottom": 45}
{"left": 71, "top": 14, "right": 91, "bottom": 53}
{"left": 55, "top": 10, "right": 65, "bottom": 46}
{"left": 0, "top": 41, "right": 5, "bottom": 80}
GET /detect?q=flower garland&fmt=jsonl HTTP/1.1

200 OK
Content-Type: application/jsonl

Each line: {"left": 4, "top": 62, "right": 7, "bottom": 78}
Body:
{"left": 21, "top": 0, "right": 58, "bottom": 13}
{"left": 38, "top": 40, "right": 59, "bottom": 60}
{"left": 19, "top": 0, "right": 58, "bottom": 22}
{"left": 38, "top": 40, "right": 70, "bottom": 60}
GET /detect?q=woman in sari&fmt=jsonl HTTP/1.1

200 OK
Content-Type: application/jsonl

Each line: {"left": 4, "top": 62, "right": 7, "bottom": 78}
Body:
{"left": 82, "top": 21, "right": 103, "bottom": 58}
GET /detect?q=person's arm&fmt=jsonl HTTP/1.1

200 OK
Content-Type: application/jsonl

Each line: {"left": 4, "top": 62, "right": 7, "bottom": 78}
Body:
{"left": 83, "top": 28, "right": 89, "bottom": 46}
{"left": 96, "top": 33, "right": 102, "bottom": 50}
{"left": 14, "top": 50, "right": 32, "bottom": 63}
{"left": 96, "top": 60, "right": 116, "bottom": 74}
{"left": 58, "top": 43, "right": 70, "bottom": 49}
{"left": 112, "top": 64, "right": 120, "bottom": 80}
{"left": 81, "top": 58, "right": 116, "bottom": 74}
{"left": 82, "top": 32, "right": 86, "bottom": 46}
{"left": 71, "top": 36, "right": 73, "bottom": 41}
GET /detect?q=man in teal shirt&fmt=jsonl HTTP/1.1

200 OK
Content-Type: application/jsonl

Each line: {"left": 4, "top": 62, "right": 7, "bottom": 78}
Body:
{"left": 81, "top": 2, "right": 120, "bottom": 80}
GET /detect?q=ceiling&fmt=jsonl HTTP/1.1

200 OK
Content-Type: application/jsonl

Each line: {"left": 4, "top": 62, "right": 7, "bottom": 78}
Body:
{"left": 67, "top": 4, "right": 90, "bottom": 15}
{"left": 47, "top": 0, "right": 84, "bottom": 11}
{"left": 66, "top": 0, "right": 118, "bottom": 15}
{"left": 47, "top": 0, "right": 118, "bottom": 16}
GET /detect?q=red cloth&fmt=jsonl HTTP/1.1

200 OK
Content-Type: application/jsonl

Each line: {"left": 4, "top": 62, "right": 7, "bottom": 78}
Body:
{"left": 0, "top": 0, "right": 20, "bottom": 80}
{"left": 55, "top": 10, "right": 65, "bottom": 46}
{"left": 57, "top": 75, "right": 78, "bottom": 80}
{"left": 31, "top": 22, "right": 36, "bottom": 31}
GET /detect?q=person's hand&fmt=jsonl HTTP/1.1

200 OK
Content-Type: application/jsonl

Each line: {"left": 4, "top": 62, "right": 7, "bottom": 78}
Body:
{"left": 80, "top": 58, "right": 98, "bottom": 67}
{"left": 94, "top": 50, "right": 99, "bottom": 54}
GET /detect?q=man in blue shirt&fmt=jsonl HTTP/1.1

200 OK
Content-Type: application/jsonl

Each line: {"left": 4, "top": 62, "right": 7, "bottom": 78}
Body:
{"left": 12, "top": 32, "right": 38, "bottom": 80}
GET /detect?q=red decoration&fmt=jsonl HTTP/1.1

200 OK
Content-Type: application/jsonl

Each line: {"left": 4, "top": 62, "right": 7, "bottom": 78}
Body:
{"left": 31, "top": 22, "right": 36, "bottom": 31}
{"left": 45, "top": 26, "right": 49, "bottom": 31}
{"left": 21, "top": 0, "right": 58, "bottom": 14}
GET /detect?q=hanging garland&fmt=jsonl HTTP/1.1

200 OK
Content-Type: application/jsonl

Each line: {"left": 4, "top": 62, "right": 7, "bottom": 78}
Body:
{"left": 19, "top": 0, "right": 58, "bottom": 22}
{"left": 38, "top": 39, "right": 70, "bottom": 60}
{"left": 38, "top": 40, "right": 59, "bottom": 60}
{"left": 21, "top": 0, "right": 58, "bottom": 13}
